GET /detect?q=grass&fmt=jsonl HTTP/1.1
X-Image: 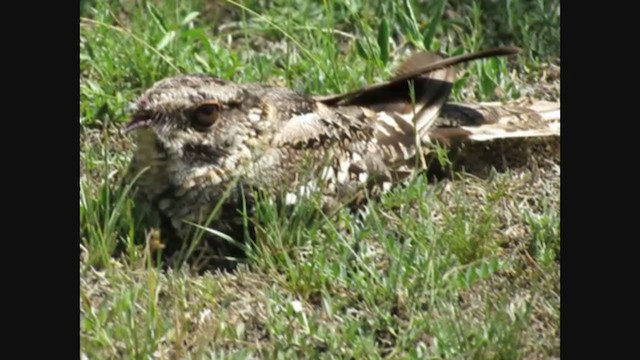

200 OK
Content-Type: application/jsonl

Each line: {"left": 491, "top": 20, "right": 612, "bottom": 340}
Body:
{"left": 80, "top": 0, "right": 560, "bottom": 358}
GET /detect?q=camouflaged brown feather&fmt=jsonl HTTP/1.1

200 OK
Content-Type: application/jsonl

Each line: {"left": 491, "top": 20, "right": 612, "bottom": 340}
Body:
{"left": 124, "top": 47, "right": 559, "bottom": 262}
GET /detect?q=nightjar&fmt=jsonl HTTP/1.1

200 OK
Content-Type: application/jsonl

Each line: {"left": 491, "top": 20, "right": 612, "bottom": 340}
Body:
{"left": 123, "top": 47, "right": 560, "bottom": 267}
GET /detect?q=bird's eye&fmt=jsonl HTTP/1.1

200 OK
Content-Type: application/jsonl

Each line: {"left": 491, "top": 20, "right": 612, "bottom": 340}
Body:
{"left": 193, "top": 101, "right": 220, "bottom": 127}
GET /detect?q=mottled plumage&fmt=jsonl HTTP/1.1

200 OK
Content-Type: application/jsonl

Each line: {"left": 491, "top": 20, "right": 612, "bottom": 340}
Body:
{"left": 124, "top": 47, "right": 560, "bottom": 267}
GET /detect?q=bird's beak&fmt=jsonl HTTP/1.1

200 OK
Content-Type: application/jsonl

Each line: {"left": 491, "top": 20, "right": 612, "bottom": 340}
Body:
{"left": 123, "top": 114, "right": 152, "bottom": 134}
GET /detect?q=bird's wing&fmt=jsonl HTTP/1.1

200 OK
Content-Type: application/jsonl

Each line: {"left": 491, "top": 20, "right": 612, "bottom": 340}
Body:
{"left": 427, "top": 100, "right": 560, "bottom": 146}
{"left": 315, "top": 47, "right": 519, "bottom": 136}
{"left": 310, "top": 48, "right": 520, "bottom": 165}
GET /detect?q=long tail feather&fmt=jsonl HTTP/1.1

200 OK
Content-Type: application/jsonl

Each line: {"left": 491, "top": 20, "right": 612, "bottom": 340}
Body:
{"left": 315, "top": 47, "right": 520, "bottom": 106}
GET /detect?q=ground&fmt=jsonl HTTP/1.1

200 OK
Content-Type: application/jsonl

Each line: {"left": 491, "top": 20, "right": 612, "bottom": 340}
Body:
{"left": 80, "top": 0, "right": 560, "bottom": 358}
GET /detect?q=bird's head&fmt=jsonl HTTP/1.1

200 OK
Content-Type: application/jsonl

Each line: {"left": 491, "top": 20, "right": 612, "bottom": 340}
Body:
{"left": 125, "top": 74, "right": 265, "bottom": 169}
